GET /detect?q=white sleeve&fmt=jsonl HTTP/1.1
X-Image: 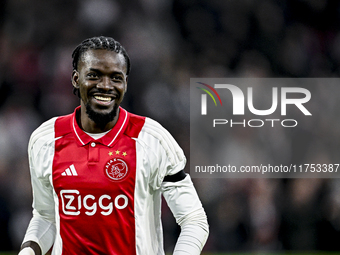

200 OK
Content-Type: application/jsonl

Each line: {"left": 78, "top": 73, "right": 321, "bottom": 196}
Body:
{"left": 161, "top": 175, "right": 209, "bottom": 255}
{"left": 22, "top": 212, "right": 56, "bottom": 254}
{"left": 139, "top": 118, "right": 186, "bottom": 190}
{"left": 22, "top": 119, "right": 57, "bottom": 254}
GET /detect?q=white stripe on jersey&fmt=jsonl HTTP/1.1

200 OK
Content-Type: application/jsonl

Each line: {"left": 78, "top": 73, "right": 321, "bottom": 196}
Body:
{"left": 69, "top": 164, "right": 78, "bottom": 176}
{"left": 108, "top": 108, "right": 128, "bottom": 146}
{"left": 142, "top": 118, "right": 186, "bottom": 174}
{"left": 24, "top": 117, "right": 57, "bottom": 255}
{"left": 72, "top": 116, "right": 85, "bottom": 145}
{"left": 133, "top": 117, "right": 186, "bottom": 255}
{"left": 28, "top": 117, "right": 58, "bottom": 154}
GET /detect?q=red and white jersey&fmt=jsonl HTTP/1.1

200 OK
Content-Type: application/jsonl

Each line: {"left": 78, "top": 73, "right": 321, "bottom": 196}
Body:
{"left": 25, "top": 106, "right": 188, "bottom": 255}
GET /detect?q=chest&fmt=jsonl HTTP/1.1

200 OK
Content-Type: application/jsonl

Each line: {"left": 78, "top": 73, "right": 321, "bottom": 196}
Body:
{"left": 52, "top": 134, "right": 137, "bottom": 216}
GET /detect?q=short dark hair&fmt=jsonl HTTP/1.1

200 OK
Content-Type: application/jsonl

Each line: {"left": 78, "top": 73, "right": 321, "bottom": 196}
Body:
{"left": 72, "top": 36, "right": 131, "bottom": 97}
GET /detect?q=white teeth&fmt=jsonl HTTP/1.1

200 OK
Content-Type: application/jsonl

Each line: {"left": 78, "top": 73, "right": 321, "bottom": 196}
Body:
{"left": 94, "top": 96, "right": 112, "bottom": 102}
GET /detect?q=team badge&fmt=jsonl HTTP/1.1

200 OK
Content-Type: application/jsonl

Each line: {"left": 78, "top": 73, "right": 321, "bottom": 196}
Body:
{"left": 104, "top": 158, "right": 129, "bottom": 181}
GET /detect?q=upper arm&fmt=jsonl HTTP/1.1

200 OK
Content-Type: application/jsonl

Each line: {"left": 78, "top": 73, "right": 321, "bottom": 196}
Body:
{"left": 28, "top": 119, "right": 56, "bottom": 221}
{"left": 22, "top": 120, "right": 57, "bottom": 254}
{"left": 138, "top": 118, "right": 187, "bottom": 190}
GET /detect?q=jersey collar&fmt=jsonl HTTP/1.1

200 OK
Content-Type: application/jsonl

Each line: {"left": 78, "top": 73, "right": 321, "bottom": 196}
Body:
{"left": 72, "top": 106, "right": 129, "bottom": 147}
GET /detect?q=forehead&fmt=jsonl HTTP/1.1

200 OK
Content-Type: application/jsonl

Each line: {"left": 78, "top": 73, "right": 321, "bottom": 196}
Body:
{"left": 79, "top": 49, "right": 127, "bottom": 73}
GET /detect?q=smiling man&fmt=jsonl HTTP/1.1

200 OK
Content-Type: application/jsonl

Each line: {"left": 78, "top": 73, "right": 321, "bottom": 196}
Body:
{"left": 18, "top": 36, "right": 209, "bottom": 255}
{"left": 73, "top": 47, "right": 128, "bottom": 132}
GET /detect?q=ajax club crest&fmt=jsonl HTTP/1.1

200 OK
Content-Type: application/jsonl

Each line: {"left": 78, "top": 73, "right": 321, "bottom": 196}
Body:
{"left": 104, "top": 158, "right": 128, "bottom": 181}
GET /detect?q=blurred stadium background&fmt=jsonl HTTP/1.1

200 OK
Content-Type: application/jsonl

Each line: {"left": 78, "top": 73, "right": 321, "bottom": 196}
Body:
{"left": 1, "top": 0, "right": 340, "bottom": 254}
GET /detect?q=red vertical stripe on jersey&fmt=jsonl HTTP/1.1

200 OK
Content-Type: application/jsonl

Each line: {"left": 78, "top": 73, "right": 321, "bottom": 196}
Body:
{"left": 52, "top": 108, "right": 145, "bottom": 255}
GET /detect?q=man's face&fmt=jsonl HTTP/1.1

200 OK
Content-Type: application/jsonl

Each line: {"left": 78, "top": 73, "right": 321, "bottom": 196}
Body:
{"left": 72, "top": 49, "right": 128, "bottom": 127}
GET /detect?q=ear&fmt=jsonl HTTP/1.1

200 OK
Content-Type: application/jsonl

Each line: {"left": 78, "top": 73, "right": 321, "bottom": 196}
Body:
{"left": 72, "top": 70, "right": 80, "bottom": 89}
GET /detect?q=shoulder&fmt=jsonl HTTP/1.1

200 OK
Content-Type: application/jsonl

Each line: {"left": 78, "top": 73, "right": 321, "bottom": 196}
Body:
{"left": 28, "top": 117, "right": 58, "bottom": 158}
{"left": 123, "top": 110, "right": 168, "bottom": 138}
{"left": 29, "top": 112, "right": 74, "bottom": 153}
{"left": 141, "top": 117, "right": 177, "bottom": 145}
{"left": 141, "top": 117, "right": 171, "bottom": 140}
{"left": 139, "top": 117, "right": 185, "bottom": 165}
{"left": 124, "top": 111, "right": 172, "bottom": 141}
{"left": 124, "top": 112, "right": 146, "bottom": 138}
{"left": 29, "top": 118, "right": 57, "bottom": 150}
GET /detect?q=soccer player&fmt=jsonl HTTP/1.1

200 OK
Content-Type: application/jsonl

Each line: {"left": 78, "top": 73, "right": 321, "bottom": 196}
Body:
{"left": 18, "top": 36, "right": 209, "bottom": 255}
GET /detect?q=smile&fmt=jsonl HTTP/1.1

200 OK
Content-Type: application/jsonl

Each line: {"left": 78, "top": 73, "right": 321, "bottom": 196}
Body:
{"left": 94, "top": 95, "right": 113, "bottom": 102}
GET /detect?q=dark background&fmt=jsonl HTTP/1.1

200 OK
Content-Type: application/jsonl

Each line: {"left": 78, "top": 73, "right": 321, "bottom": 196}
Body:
{"left": 1, "top": 0, "right": 340, "bottom": 253}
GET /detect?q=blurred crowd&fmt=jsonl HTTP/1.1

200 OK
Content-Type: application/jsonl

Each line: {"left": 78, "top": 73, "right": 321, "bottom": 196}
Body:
{"left": 1, "top": 0, "right": 340, "bottom": 253}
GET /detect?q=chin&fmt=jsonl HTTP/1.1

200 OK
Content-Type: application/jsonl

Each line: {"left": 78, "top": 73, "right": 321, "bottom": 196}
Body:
{"left": 86, "top": 103, "right": 119, "bottom": 128}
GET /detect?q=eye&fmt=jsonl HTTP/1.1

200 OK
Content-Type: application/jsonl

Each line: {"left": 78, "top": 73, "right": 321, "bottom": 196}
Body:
{"left": 87, "top": 72, "right": 99, "bottom": 79}
{"left": 112, "top": 75, "right": 123, "bottom": 81}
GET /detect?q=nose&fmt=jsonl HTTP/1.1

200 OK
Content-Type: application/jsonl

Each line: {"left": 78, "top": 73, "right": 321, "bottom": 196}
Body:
{"left": 97, "top": 76, "right": 112, "bottom": 90}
